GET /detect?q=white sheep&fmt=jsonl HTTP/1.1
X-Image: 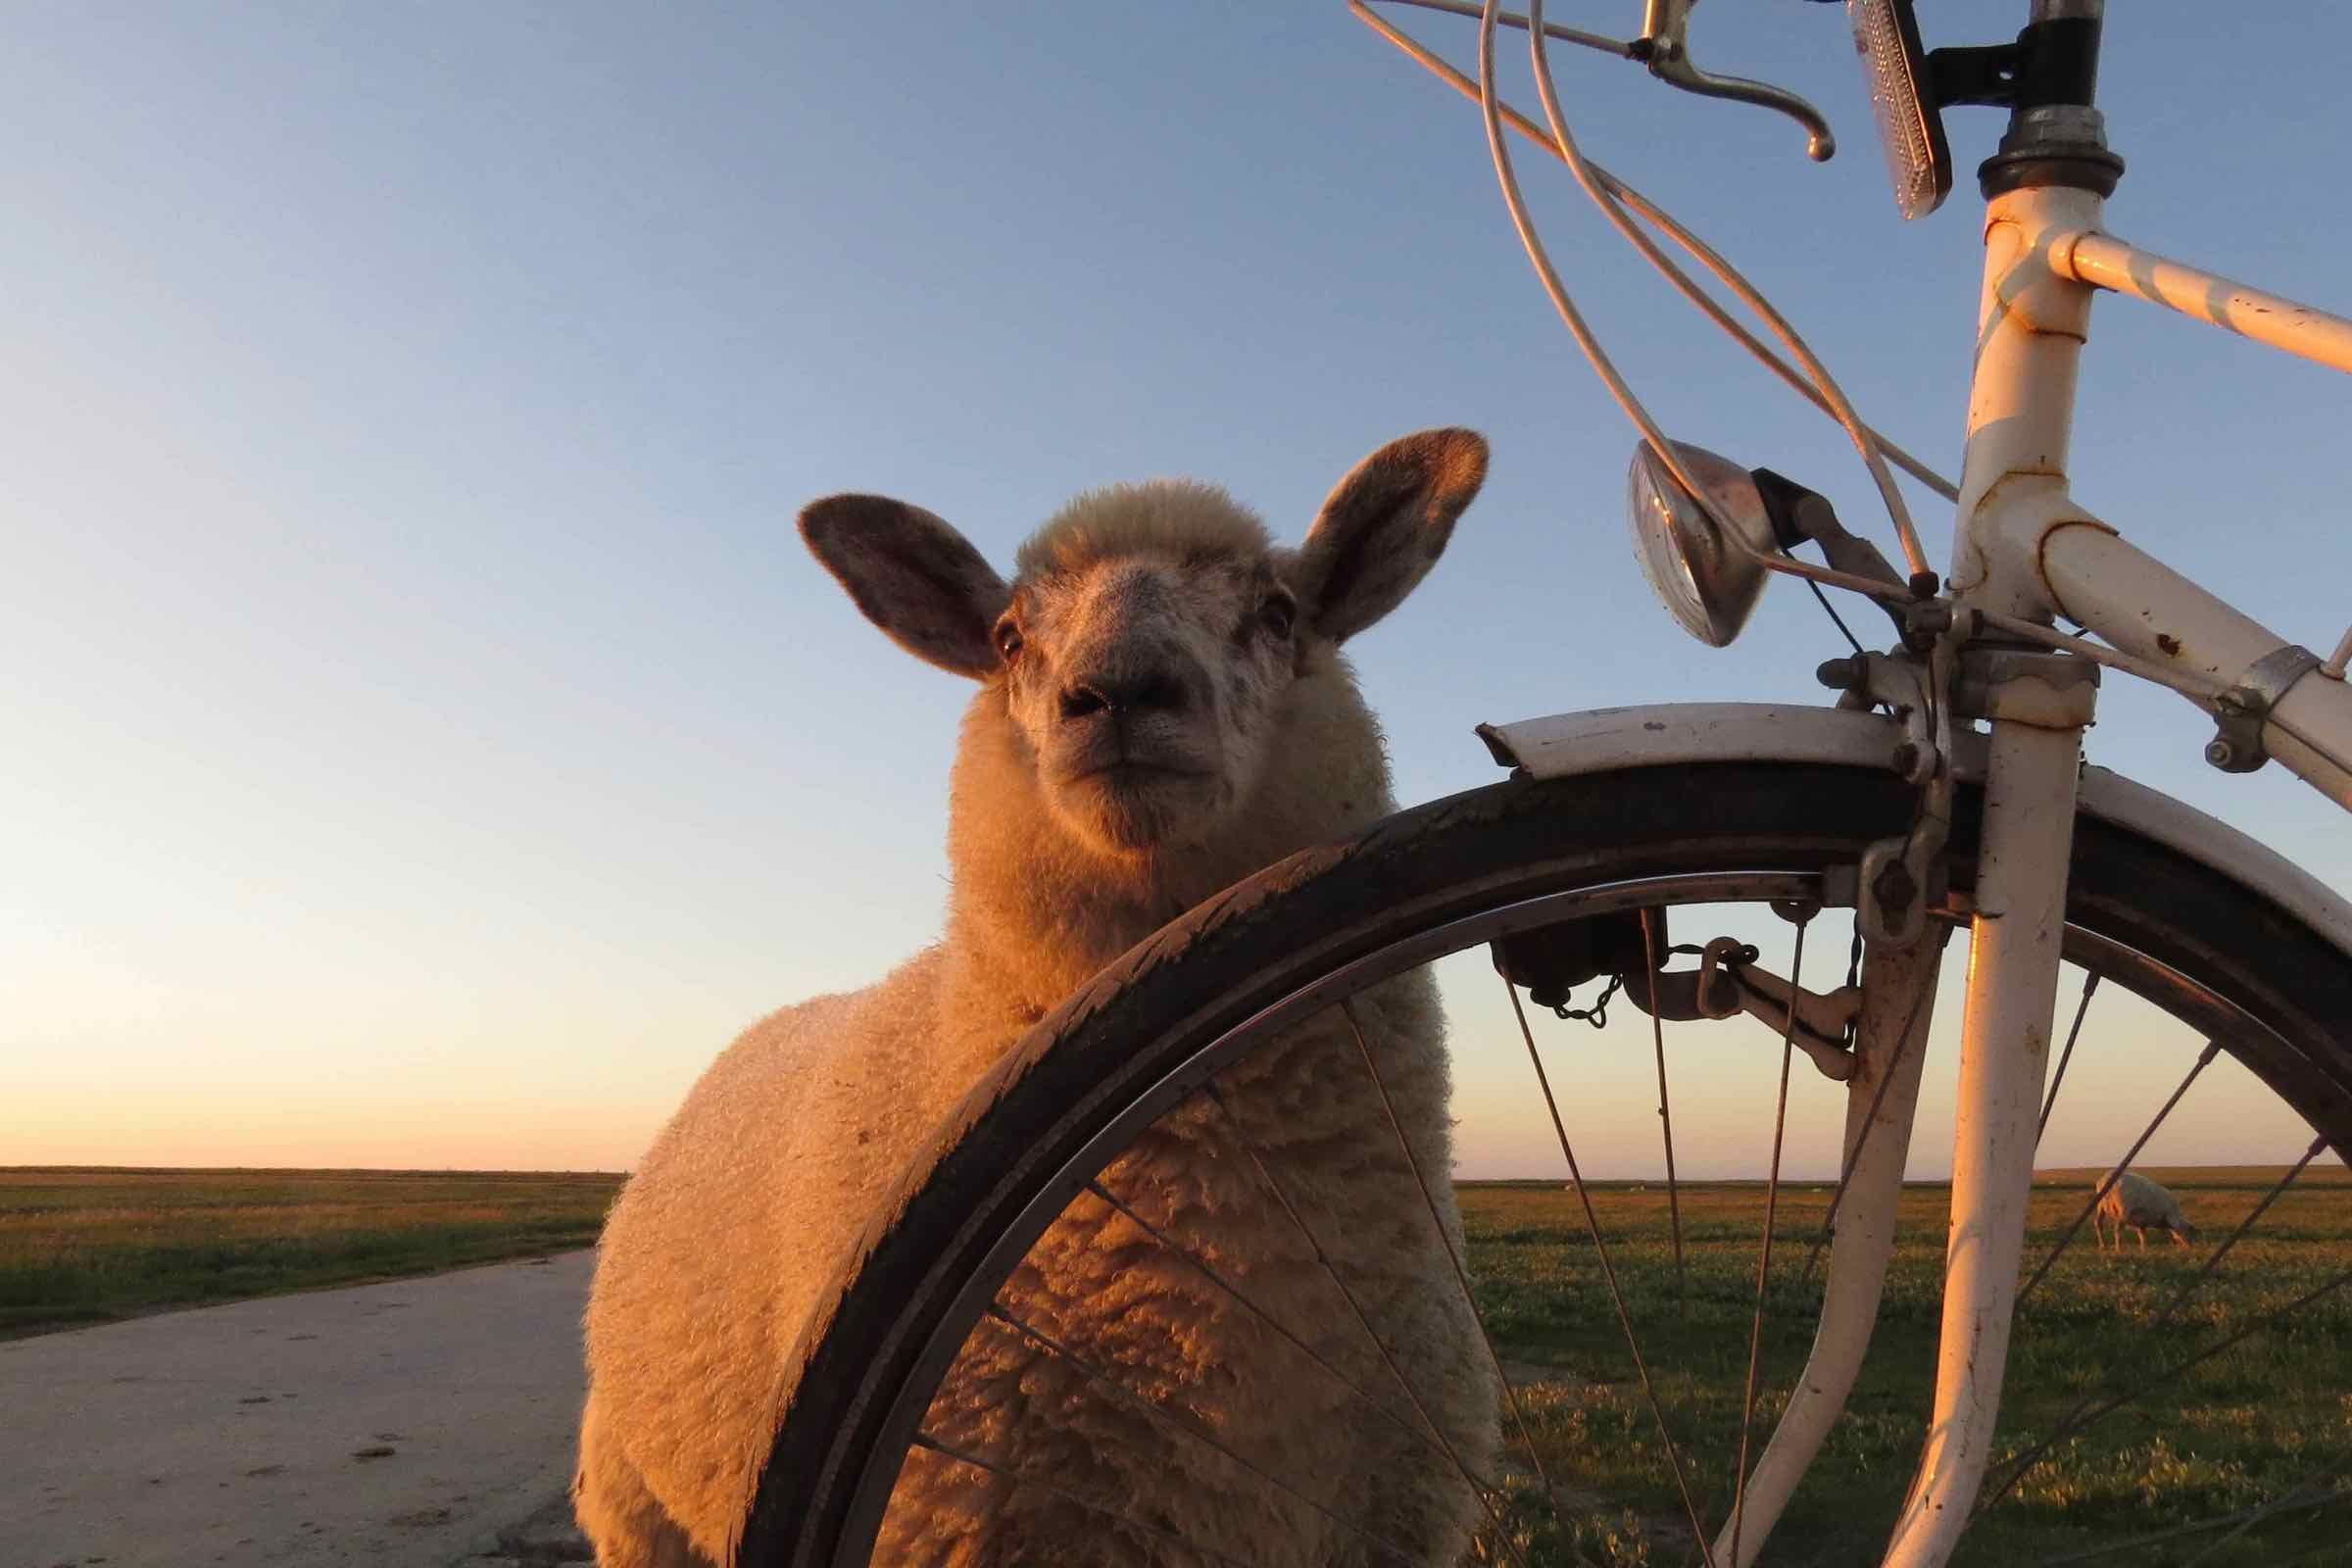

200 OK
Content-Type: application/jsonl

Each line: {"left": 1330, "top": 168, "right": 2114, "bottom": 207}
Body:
{"left": 575, "top": 429, "right": 1501, "bottom": 1568}
{"left": 2093, "top": 1169, "right": 2199, "bottom": 1251}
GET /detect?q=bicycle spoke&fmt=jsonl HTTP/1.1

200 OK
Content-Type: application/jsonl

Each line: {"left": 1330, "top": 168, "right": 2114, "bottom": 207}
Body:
{"left": 1503, "top": 979, "right": 1721, "bottom": 1568}
{"left": 1076, "top": 1178, "right": 1443, "bottom": 1460}
{"left": 1198, "top": 1079, "right": 1548, "bottom": 1568}
{"left": 2150, "top": 1133, "right": 2333, "bottom": 1332}
{"left": 2180, "top": 1473, "right": 2352, "bottom": 1567}
{"left": 976, "top": 1304, "right": 1428, "bottom": 1568}
{"left": 1331, "top": 999, "right": 1568, "bottom": 1554}
{"left": 1639, "top": 912, "right": 1690, "bottom": 1304}
{"left": 908, "top": 1432, "right": 1259, "bottom": 1568}
{"left": 1974, "top": 1134, "right": 2340, "bottom": 1530}
{"left": 1978, "top": 1263, "right": 2352, "bottom": 1515}
{"left": 2033, "top": 969, "right": 2100, "bottom": 1149}
{"left": 2018, "top": 1476, "right": 2352, "bottom": 1565}
{"left": 2017, "top": 1040, "right": 2223, "bottom": 1306}
{"left": 1078, "top": 1176, "right": 1535, "bottom": 1568}
{"left": 1726, "top": 915, "right": 1808, "bottom": 1568}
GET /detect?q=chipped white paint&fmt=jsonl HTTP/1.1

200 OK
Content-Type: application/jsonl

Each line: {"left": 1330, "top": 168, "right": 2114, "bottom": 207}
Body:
{"left": 2038, "top": 520, "right": 2352, "bottom": 806}
{"left": 2054, "top": 229, "right": 2352, "bottom": 376}
{"left": 1885, "top": 718, "right": 2086, "bottom": 1567}
{"left": 1945, "top": 186, "right": 2101, "bottom": 623}
{"left": 1942, "top": 189, "right": 2352, "bottom": 802}
{"left": 1480, "top": 702, "right": 1896, "bottom": 775}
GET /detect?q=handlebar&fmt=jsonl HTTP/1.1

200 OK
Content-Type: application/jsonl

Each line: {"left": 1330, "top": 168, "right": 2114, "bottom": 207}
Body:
{"left": 1634, "top": 0, "right": 1834, "bottom": 160}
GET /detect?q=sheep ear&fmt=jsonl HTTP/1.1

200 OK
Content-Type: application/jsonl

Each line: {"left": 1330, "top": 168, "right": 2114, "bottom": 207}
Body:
{"left": 799, "top": 495, "right": 1009, "bottom": 679}
{"left": 1290, "top": 428, "right": 1488, "bottom": 644}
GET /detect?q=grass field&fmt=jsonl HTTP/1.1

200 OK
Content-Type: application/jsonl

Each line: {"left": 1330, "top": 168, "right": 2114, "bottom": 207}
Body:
{"left": 0, "top": 1166, "right": 623, "bottom": 1338}
{"left": 9, "top": 1165, "right": 2345, "bottom": 1562}
{"left": 1458, "top": 1168, "right": 2352, "bottom": 1566}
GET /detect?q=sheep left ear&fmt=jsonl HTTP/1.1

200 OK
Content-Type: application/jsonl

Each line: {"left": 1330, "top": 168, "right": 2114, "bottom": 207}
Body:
{"left": 799, "top": 494, "right": 1010, "bottom": 679}
{"left": 1291, "top": 428, "right": 1488, "bottom": 644}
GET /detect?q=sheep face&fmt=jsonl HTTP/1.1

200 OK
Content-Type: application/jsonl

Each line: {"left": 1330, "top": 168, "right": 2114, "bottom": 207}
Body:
{"left": 989, "top": 543, "right": 1297, "bottom": 857}
{"left": 799, "top": 428, "right": 1489, "bottom": 861}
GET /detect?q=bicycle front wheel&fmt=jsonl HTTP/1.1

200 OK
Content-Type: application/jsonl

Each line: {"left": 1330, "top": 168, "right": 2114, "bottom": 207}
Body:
{"left": 746, "top": 760, "right": 2352, "bottom": 1568}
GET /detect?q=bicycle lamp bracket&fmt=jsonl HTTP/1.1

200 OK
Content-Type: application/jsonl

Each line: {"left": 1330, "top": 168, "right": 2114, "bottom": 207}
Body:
{"left": 1628, "top": 441, "right": 1907, "bottom": 649}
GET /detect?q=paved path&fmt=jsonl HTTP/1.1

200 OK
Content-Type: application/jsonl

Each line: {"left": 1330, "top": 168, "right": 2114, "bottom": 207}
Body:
{"left": 4, "top": 1251, "right": 597, "bottom": 1568}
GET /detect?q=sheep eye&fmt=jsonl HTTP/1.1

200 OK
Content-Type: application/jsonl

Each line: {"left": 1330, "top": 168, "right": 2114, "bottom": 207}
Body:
{"left": 1260, "top": 593, "right": 1297, "bottom": 640}
{"left": 993, "top": 618, "right": 1024, "bottom": 662}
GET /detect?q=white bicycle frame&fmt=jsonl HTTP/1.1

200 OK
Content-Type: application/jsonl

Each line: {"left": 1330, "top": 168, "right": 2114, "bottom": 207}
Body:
{"left": 1878, "top": 165, "right": 2352, "bottom": 1568}
{"left": 1416, "top": 1, "right": 2352, "bottom": 1562}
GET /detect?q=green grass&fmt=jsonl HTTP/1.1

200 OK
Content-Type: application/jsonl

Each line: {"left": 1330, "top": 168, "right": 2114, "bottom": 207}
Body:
{"left": 1456, "top": 1170, "right": 2352, "bottom": 1566}
{"left": 0, "top": 1166, "right": 624, "bottom": 1339}
{"left": 12, "top": 1164, "right": 2344, "bottom": 1561}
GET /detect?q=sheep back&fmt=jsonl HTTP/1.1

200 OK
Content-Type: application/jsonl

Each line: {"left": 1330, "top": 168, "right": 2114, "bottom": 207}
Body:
{"left": 2099, "top": 1170, "right": 2190, "bottom": 1233}
{"left": 581, "top": 948, "right": 960, "bottom": 1563}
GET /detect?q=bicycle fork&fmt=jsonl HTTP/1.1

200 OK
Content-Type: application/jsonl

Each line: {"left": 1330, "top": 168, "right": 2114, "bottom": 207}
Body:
{"left": 1885, "top": 140, "right": 2112, "bottom": 1558}
{"left": 1885, "top": 696, "right": 2093, "bottom": 1565}
{"left": 1703, "top": 683, "right": 2095, "bottom": 1568}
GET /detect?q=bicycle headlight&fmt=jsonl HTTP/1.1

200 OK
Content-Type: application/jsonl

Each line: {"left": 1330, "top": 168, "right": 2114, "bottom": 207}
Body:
{"left": 1626, "top": 440, "right": 1778, "bottom": 648}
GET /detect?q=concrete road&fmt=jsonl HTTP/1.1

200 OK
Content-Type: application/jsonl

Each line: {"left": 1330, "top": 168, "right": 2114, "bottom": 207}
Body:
{"left": 4, "top": 1250, "right": 598, "bottom": 1568}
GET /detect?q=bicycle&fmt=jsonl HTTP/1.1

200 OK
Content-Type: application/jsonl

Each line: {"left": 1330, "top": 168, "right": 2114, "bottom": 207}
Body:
{"left": 737, "top": 4, "right": 2352, "bottom": 1563}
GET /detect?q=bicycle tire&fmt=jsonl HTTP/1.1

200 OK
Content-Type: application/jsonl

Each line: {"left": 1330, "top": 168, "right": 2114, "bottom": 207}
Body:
{"left": 741, "top": 759, "right": 2352, "bottom": 1567}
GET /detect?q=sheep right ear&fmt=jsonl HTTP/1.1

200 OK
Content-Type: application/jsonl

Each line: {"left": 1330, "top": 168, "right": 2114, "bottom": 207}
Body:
{"left": 1292, "top": 428, "right": 1488, "bottom": 644}
{"left": 799, "top": 495, "right": 1010, "bottom": 680}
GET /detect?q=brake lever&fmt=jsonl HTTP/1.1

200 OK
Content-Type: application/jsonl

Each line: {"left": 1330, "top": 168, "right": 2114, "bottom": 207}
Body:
{"left": 1635, "top": 0, "right": 1836, "bottom": 161}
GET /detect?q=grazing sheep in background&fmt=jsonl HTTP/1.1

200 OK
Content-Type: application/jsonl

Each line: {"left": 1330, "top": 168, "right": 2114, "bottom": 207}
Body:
{"left": 576, "top": 430, "right": 1500, "bottom": 1568}
{"left": 2094, "top": 1169, "right": 2199, "bottom": 1250}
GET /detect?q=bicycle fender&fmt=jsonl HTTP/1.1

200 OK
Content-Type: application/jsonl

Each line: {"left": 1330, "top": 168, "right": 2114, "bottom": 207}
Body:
{"left": 1478, "top": 702, "right": 2352, "bottom": 964}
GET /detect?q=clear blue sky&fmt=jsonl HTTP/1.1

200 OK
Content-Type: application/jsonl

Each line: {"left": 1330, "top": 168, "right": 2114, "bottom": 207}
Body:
{"left": 8, "top": 4, "right": 2349, "bottom": 1176}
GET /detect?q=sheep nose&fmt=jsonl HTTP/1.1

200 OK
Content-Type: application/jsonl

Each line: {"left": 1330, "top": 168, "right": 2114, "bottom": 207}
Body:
{"left": 1058, "top": 670, "right": 1189, "bottom": 722}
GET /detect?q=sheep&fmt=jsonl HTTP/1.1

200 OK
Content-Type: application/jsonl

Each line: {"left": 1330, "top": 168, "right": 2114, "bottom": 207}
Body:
{"left": 2093, "top": 1169, "right": 2199, "bottom": 1251}
{"left": 575, "top": 429, "right": 1501, "bottom": 1568}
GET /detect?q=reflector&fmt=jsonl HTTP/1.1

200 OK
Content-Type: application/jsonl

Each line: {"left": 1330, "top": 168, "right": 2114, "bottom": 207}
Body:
{"left": 1847, "top": 0, "right": 1952, "bottom": 219}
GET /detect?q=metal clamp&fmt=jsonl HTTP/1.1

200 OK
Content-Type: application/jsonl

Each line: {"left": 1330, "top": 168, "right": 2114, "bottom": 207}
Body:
{"left": 1819, "top": 638, "right": 1966, "bottom": 951}
{"left": 1816, "top": 652, "right": 1937, "bottom": 781}
{"left": 2206, "top": 644, "right": 2325, "bottom": 773}
{"left": 1954, "top": 648, "right": 2100, "bottom": 729}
